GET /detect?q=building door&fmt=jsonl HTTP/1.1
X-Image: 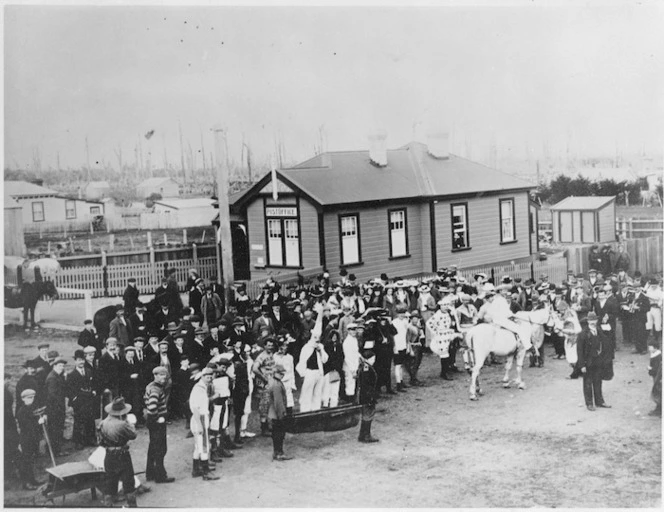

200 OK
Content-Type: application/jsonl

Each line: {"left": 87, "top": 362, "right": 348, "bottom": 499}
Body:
{"left": 284, "top": 219, "right": 300, "bottom": 267}
{"left": 559, "top": 212, "right": 573, "bottom": 243}
{"left": 581, "top": 211, "right": 595, "bottom": 243}
{"left": 231, "top": 222, "right": 250, "bottom": 280}
{"left": 572, "top": 211, "right": 582, "bottom": 243}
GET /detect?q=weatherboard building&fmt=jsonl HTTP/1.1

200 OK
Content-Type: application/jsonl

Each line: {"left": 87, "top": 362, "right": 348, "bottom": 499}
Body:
{"left": 229, "top": 135, "right": 540, "bottom": 282}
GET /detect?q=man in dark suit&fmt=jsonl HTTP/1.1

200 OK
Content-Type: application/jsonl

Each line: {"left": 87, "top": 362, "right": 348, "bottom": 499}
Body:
{"left": 67, "top": 350, "right": 97, "bottom": 448}
{"left": 98, "top": 338, "right": 122, "bottom": 400}
{"left": 593, "top": 283, "right": 620, "bottom": 349}
{"left": 109, "top": 308, "right": 132, "bottom": 347}
{"left": 577, "top": 311, "right": 614, "bottom": 411}
{"left": 154, "top": 305, "right": 179, "bottom": 340}
{"left": 119, "top": 346, "right": 144, "bottom": 422}
{"left": 78, "top": 320, "right": 103, "bottom": 354}
{"left": 29, "top": 343, "right": 52, "bottom": 395}
{"left": 122, "top": 277, "right": 142, "bottom": 316}
{"left": 128, "top": 305, "right": 150, "bottom": 343}
{"left": 185, "top": 327, "right": 210, "bottom": 367}
{"left": 253, "top": 305, "right": 276, "bottom": 340}
{"left": 45, "top": 358, "right": 69, "bottom": 455}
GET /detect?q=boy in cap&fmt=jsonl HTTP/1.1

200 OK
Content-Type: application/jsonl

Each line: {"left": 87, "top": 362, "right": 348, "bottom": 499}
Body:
{"left": 67, "top": 349, "right": 97, "bottom": 448}
{"left": 189, "top": 367, "right": 220, "bottom": 480}
{"left": 45, "top": 357, "right": 68, "bottom": 456}
{"left": 16, "top": 389, "right": 43, "bottom": 490}
{"left": 99, "top": 397, "right": 138, "bottom": 507}
{"left": 357, "top": 345, "right": 379, "bottom": 443}
{"left": 268, "top": 364, "right": 292, "bottom": 461}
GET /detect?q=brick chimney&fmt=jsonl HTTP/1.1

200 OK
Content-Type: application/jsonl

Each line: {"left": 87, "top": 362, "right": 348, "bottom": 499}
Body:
{"left": 427, "top": 132, "right": 450, "bottom": 159}
{"left": 368, "top": 131, "right": 388, "bottom": 167}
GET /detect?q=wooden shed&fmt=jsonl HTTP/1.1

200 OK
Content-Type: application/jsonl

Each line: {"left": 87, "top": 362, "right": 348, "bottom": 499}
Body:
{"left": 550, "top": 196, "right": 616, "bottom": 244}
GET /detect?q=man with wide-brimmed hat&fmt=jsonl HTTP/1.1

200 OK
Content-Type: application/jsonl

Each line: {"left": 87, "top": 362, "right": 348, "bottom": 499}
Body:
{"left": 577, "top": 311, "right": 614, "bottom": 411}
{"left": 99, "top": 397, "right": 138, "bottom": 507}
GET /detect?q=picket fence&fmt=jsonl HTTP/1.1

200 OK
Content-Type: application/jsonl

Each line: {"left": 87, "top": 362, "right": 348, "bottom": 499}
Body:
{"left": 54, "top": 256, "right": 219, "bottom": 298}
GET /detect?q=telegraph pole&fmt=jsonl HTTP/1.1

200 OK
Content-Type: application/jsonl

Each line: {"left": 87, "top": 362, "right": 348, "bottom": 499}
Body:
{"left": 212, "top": 126, "right": 235, "bottom": 308}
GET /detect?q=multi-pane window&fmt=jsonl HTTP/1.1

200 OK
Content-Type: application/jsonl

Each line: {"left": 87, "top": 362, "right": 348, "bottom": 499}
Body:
{"left": 266, "top": 214, "right": 300, "bottom": 267}
{"left": 451, "top": 204, "right": 469, "bottom": 250}
{"left": 32, "top": 202, "right": 44, "bottom": 222}
{"left": 389, "top": 209, "right": 408, "bottom": 257}
{"left": 340, "top": 214, "right": 360, "bottom": 265}
{"left": 65, "top": 199, "right": 77, "bottom": 219}
{"left": 90, "top": 206, "right": 101, "bottom": 215}
{"left": 500, "top": 199, "right": 515, "bottom": 242}
{"left": 267, "top": 219, "right": 284, "bottom": 266}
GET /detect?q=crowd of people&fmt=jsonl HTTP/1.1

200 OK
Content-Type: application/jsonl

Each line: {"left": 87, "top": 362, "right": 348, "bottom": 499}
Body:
{"left": 4, "top": 256, "right": 663, "bottom": 506}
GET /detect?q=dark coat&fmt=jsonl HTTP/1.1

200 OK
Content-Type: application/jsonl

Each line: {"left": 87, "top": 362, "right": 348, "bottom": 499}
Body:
{"left": 358, "top": 362, "right": 378, "bottom": 406}
{"left": 577, "top": 326, "right": 614, "bottom": 370}
{"left": 78, "top": 329, "right": 103, "bottom": 352}
{"left": 128, "top": 312, "right": 150, "bottom": 341}
{"left": 109, "top": 317, "right": 132, "bottom": 346}
{"left": 66, "top": 366, "right": 96, "bottom": 410}
{"left": 98, "top": 352, "right": 122, "bottom": 394}
{"left": 188, "top": 287, "right": 205, "bottom": 318}
{"left": 122, "top": 285, "right": 142, "bottom": 314}
{"left": 45, "top": 370, "right": 67, "bottom": 416}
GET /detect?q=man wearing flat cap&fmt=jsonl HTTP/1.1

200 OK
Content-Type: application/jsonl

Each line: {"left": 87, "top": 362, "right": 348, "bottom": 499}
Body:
{"left": 29, "top": 342, "right": 52, "bottom": 391}
{"left": 15, "top": 388, "right": 43, "bottom": 490}
{"left": 45, "top": 357, "right": 68, "bottom": 456}
{"left": 99, "top": 397, "right": 139, "bottom": 507}
{"left": 123, "top": 277, "right": 141, "bottom": 316}
{"left": 67, "top": 349, "right": 97, "bottom": 448}
{"left": 144, "top": 366, "right": 174, "bottom": 483}
{"left": 128, "top": 305, "right": 150, "bottom": 343}
{"left": 78, "top": 319, "right": 102, "bottom": 354}
{"left": 253, "top": 304, "right": 276, "bottom": 340}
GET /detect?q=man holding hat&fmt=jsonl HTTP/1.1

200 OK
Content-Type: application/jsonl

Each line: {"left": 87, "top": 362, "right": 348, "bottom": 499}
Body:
{"left": 67, "top": 349, "right": 97, "bottom": 448}
{"left": 45, "top": 357, "right": 68, "bottom": 456}
{"left": 577, "top": 311, "right": 614, "bottom": 411}
{"left": 99, "top": 397, "right": 138, "bottom": 507}
{"left": 189, "top": 367, "right": 220, "bottom": 480}
{"left": 144, "top": 366, "right": 175, "bottom": 483}
{"left": 123, "top": 277, "right": 142, "bottom": 316}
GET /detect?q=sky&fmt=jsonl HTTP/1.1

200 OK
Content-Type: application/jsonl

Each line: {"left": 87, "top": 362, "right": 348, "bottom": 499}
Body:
{"left": 4, "top": 2, "right": 664, "bottom": 172}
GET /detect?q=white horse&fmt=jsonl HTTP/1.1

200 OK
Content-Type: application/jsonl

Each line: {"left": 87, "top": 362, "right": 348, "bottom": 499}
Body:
{"left": 465, "top": 305, "right": 561, "bottom": 400}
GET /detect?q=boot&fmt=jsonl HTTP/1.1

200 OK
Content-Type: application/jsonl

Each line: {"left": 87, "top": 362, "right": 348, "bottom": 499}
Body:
{"left": 357, "top": 420, "right": 367, "bottom": 442}
{"left": 126, "top": 492, "right": 137, "bottom": 508}
{"left": 201, "top": 461, "right": 220, "bottom": 481}
{"left": 215, "top": 441, "right": 234, "bottom": 458}
{"left": 359, "top": 421, "right": 379, "bottom": 443}
{"left": 385, "top": 384, "right": 397, "bottom": 395}
{"left": 260, "top": 421, "right": 271, "bottom": 437}
{"left": 440, "top": 360, "right": 452, "bottom": 381}
{"left": 224, "top": 432, "right": 242, "bottom": 450}
{"left": 529, "top": 353, "right": 537, "bottom": 368}
{"left": 192, "top": 459, "right": 203, "bottom": 478}
{"left": 234, "top": 432, "right": 244, "bottom": 446}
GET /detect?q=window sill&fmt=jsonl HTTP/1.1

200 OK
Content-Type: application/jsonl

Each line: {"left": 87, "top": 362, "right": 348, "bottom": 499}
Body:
{"left": 388, "top": 254, "right": 411, "bottom": 261}
{"left": 262, "top": 265, "right": 305, "bottom": 270}
{"left": 340, "top": 261, "right": 364, "bottom": 269}
{"left": 451, "top": 247, "right": 472, "bottom": 253}
{"left": 500, "top": 240, "right": 518, "bottom": 245}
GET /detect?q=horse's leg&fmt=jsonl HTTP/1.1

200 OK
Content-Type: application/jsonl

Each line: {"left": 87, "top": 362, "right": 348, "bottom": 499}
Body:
{"left": 469, "top": 352, "right": 484, "bottom": 400}
{"left": 30, "top": 306, "right": 37, "bottom": 330}
{"left": 22, "top": 307, "right": 29, "bottom": 331}
{"left": 515, "top": 346, "right": 527, "bottom": 390}
{"left": 503, "top": 355, "right": 514, "bottom": 387}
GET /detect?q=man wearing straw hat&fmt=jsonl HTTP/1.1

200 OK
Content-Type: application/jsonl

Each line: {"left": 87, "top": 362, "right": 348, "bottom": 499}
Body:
{"left": 99, "top": 397, "right": 138, "bottom": 507}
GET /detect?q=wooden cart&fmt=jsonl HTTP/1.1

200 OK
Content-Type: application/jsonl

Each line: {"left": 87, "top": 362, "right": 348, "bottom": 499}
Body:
{"left": 39, "top": 461, "right": 105, "bottom": 506}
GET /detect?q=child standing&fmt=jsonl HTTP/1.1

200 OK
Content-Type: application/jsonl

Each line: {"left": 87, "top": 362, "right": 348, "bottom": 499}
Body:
{"left": 15, "top": 389, "right": 43, "bottom": 490}
{"left": 268, "top": 364, "right": 292, "bottom": 461}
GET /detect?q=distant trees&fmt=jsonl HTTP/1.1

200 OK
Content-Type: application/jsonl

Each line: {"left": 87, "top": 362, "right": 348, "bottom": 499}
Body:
{"left": 538, "top": 175, "right": 648, "bottom": 205}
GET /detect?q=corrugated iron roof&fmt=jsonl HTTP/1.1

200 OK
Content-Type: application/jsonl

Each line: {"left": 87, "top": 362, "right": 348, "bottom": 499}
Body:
{"left": 550, "top": 196, "right": 615, "bottom": 210}
{"left": 4, "top": 180, "right": 58, "bottom": 197}
{"left": 276, "top": 141, "right": 534, "bottom": 206}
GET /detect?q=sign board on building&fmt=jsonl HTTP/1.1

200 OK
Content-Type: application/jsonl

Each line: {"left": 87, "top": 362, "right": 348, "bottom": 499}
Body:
{"left": 265, "top": 207, "right": 297, "bottom": 217}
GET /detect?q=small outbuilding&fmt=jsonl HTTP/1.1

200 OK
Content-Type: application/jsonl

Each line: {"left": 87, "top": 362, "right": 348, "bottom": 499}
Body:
{"left": 550, "top": 196, "right": 616, "bottom": 244}
{"left": 152, "top": 197, "right": 216, "bottom": 227}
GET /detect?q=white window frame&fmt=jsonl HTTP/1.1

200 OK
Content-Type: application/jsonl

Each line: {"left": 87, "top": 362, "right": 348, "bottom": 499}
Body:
{"left": 340, "top": 214, "right": 360, "bottom": 265}
{"left": 65, "top": 199, "right": 77, "bottom": 219}
{"left": 32, "top": 201, "right": 45, "bottom": 222}
{"left": 267, "top": 218, "right": 283, "bottom": 266}
{"left": 500, "top": 198, "right": 516, "bottom": 243}
{"left": 388, "top": 209, "right": 408, "bottom": 258}
{"left": 451, "top": 203, "right": 469, "bottom": 250}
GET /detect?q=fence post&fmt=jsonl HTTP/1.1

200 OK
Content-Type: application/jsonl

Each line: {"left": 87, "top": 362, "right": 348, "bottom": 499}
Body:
{"left": 102, "top": 266, "right": 109, "bottom": 297}
{"left": 90, "top": 222, "right": 94, "bottom": 235}
{"left": 149, "top": 246, "right": 155, "bottom": 274}
{"left": 164, "top": 233, "right": 168, "bottom": 246}
{"left": 147, "top": 231, "right": 152, "bottom": 248}
{"left": 183, "top": 229, "right": 187, "bottom": 245}
{"left": 109, "top": 234, "right": 115, "bottom": 252}
{"left": 88, "top": 239, "right": 92, "bottom": 252}
{"left": 628, "top": 218, "right": 633, "bottom": 239}
{"left": 101, "top": 250, "right": 107, "bottom": 267}
{"left": 192, "top": 243, "right": 198, "bottom": 267}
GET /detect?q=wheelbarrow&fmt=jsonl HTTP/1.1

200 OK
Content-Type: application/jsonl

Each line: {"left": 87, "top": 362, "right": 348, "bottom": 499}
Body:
{"left": 284, "top": 403, "right": 362, "bottom": 434}
{"left": 39, "top": 460, "right": 105, "bottom": 506}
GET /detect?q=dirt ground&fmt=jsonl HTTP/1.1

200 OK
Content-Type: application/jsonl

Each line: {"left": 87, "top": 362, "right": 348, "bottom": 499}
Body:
{"left": 3, "top": 325, "right": 661, "bottom": 508}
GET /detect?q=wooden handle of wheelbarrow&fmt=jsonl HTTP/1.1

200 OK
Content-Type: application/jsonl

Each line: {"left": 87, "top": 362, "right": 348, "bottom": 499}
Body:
{"left": 40, "top": 416, "right": 57, "bottom": 468}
